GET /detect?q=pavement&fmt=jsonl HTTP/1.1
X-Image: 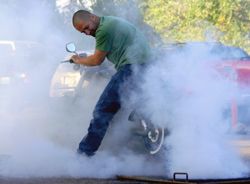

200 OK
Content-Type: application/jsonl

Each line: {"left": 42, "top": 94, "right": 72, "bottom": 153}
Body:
{"left": 0, "top": 178, "right": 145, "bottom": 184}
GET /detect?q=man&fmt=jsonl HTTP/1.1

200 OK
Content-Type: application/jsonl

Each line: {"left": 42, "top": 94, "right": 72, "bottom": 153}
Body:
{"left": 70, "top": 10, "right": 150, "bottom": 156}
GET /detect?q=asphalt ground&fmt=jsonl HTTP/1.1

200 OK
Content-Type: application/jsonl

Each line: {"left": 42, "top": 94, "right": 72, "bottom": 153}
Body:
{"left": 1, "top": 175, "right": 250, "bottom": 184}
{"left": 0, "top": 177, "right": 149, "bottom": 184}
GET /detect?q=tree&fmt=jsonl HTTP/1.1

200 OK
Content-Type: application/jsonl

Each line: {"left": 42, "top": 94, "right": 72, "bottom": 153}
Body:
{"left": 142, "top": 0, "right": 250, "bottom": 53}
{"left": 87, "top": 0, "right": 163, "bottom": 45}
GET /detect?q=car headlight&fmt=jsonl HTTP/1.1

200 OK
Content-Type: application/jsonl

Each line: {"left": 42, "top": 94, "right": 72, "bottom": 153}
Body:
{"left": 19, "top": 73, "right": 27, "bottom": 79}
{"left": 0, "top": 77, "right": 11, "bottom": 85}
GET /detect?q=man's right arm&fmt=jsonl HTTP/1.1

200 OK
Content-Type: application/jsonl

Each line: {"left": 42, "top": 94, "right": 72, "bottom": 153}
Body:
{"left": 71, "top": 49, "right": 107, "bottom": 66}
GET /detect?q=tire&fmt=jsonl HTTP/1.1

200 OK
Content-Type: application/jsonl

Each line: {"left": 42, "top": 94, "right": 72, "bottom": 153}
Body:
{"left": 128, "top": 110, "right": 166, "bottom": 155}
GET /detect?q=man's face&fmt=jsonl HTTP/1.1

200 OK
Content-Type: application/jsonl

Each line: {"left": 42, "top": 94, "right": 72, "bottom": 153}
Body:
{"left": 74, "top": 16, "right": 98, "bottom": 37}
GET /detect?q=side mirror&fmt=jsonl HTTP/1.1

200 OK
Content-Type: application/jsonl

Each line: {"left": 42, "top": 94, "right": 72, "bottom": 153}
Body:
{"left": 66, "top": 42, "right": 76, "bottom": 53}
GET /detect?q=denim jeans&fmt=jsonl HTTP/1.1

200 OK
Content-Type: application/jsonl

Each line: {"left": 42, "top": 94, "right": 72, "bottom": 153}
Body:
{"left": 78, "top": 64, "right": 134, "bottom": 156}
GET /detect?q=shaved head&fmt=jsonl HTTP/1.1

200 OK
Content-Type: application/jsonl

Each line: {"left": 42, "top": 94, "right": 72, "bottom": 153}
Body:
{"left": 72, "top": 10, "right": 92, "bottom": 27}
{"left": 72, "top": 10, "right": 100, "bottom": 37}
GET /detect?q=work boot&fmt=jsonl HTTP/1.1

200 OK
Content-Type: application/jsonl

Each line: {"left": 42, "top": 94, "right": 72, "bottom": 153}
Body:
{"left": 78, "top": 134, "right": 101, "bottom": 157}
{"left": 77, "top": 148, "right": 95, "bottom": 157}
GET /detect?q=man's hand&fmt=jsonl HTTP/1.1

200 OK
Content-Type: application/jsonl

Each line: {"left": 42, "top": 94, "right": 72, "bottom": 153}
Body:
{"left": 70, "top": 55, "right": 81, "bottom": 64}
{"left": 70, "top": 50, "right": 108, "bottom": 66}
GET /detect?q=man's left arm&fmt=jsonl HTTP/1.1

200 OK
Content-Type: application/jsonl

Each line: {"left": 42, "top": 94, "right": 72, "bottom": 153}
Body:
{"left": 71, "top": 49, "right": 107, "bottom": 66}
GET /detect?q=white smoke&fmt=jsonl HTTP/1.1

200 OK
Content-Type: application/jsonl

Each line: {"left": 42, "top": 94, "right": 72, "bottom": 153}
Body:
{"left": 0, "top": 0, "right": 249, "bottom": 180}
{"left": 0, "top": 0, "right": 166, "bottom": 178}
{"left": 138, "top": 42, "right": 249, "bottom": 178}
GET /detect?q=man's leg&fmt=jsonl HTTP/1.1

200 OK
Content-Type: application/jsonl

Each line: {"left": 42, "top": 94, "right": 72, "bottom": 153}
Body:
{"left": 78, "top": 65, "right": 132, "bottom": 156}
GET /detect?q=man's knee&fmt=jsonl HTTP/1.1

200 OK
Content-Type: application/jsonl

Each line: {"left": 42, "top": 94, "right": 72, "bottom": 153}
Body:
{"left": 94, "top": 101, "right": 120, "bottom": 115}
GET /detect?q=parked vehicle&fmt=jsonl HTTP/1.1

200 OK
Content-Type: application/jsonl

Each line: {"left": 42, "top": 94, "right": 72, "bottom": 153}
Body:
{"left": 158, "top": 42, "right": 250, "bottom": 129}
{"left": 0, "top": 40, "right": 49, "bottom": 101}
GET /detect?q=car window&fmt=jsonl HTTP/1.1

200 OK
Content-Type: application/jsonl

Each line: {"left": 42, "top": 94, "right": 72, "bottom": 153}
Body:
{"left": 0, "top": 41, "right": 47, "bottom": 74}
{"left": 210, "top": 45, "right": 249, "bottom": 60}
{"left": 164, "top": 42, "right": 250, "bottom": 61}
{"left": 0, "top": 44, "right": 15, "bottom": 54}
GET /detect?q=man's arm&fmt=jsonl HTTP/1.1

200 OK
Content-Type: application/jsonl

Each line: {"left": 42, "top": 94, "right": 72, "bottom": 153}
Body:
{"left": 71, "top": 49, "right": 107, "bottom": 66}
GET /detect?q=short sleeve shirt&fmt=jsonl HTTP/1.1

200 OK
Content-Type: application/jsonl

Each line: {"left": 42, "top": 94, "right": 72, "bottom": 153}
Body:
{"left": 95, "top": 16, "right": 150, "bottom": 70}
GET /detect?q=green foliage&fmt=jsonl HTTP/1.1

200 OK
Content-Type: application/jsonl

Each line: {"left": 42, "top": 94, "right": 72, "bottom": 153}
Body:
{"left": 143, "top": 0, "right": 250, "bottom": 53}
{"left": 88, "top": 0, "right": 163, "bottom": 45}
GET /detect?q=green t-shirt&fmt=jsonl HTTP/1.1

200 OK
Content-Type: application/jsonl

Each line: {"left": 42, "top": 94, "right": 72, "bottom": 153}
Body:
{"left": 95, "top": 16, "right": 150, "bottom": 70}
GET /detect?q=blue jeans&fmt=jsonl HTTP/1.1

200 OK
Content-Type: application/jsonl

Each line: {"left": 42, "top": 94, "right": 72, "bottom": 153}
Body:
{"left": 78, "top": 64, "right": 133, "bottom": 156}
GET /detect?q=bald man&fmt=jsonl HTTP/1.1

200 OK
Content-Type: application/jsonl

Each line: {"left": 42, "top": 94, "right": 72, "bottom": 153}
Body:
{"left": 70, "top": 10, "right": 150, "bottom": 156}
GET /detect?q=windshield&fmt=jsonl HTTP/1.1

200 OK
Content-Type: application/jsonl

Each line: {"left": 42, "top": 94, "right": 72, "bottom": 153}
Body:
{"left": 162, "top": 42, "right": 250, "bottom": 61}
{"left": 0, "top": 41, "right": 46, "bottom": 74}
{"left": 210, "top": 44, "right": 249, "bottom": 60}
